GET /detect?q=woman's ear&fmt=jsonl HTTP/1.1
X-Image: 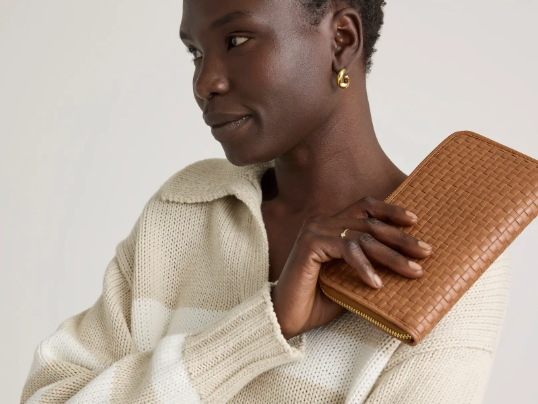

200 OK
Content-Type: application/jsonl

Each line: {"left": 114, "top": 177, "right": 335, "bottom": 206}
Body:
{"left": 331, "top": 7, "right": 364, "bottom": 75}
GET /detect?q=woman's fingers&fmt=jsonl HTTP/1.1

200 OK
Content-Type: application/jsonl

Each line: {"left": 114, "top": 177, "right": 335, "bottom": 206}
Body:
{"left": 286, "top": 200, "right": 432, "bottom": 287}
{"left": 330, "top": 216, "right": 433, "bottom": 260}
{"left": 337, "top": 196, "right": 418, "bottom": 227}
{"left": 340, "top": 235, "right": 383, "bottom": 288}
{"left": 340, "top": 228, "right": 424, "bottom": 280}
{"left": 289, "top": 230, "right": 381, "bottom": 289}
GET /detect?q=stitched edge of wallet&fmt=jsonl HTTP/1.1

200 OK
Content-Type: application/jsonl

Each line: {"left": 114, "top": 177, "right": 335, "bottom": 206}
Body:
{"left": 319, "top": 129, "right": 538, "bottom": 339}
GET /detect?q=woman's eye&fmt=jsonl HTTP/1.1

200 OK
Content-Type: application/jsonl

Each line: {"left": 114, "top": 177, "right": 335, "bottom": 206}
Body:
{"left": 229, "top": 36, "right": 250, "bottom": 48}
{"left": 185, "top": 36, "right": 249, "bottom": 61}
{"left": 187, "top": 46, "right": 202, "bottom": 61}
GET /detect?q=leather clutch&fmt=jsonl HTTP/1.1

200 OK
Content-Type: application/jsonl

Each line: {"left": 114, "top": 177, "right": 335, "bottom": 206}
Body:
{"left": 318, "top": 130, "right": 538, "bottom": 346}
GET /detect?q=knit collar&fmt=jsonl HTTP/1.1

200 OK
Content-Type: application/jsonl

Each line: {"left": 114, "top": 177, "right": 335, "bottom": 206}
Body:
{"left": 159, "top": 157, "right": 276, "bottom": 205}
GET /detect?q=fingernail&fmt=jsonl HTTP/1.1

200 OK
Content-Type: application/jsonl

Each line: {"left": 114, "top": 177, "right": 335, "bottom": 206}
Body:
{"left": 408, "top": 260, "right": 423, "bottom": 271}
{"left": 373, "top": 274, "right": 383, "bottom": 287}
{"left": 418, "top": 240, "right": 432, "bottom": 250}
{"left": 405, "top": 210, "right": 418, "bottom": 219}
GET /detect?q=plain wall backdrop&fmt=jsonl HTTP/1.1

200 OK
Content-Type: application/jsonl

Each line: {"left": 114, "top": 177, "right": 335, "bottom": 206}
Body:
{"left": 1, "top": 0, "right": 537, "bottom": 403}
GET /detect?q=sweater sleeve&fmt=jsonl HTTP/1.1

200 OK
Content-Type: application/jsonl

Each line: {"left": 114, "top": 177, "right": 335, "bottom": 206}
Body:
{"left": 358, "top": 249, "right": 512, "bottom": 404}
{"left": 20, "top": 210, "right": 305, "bottom": 404}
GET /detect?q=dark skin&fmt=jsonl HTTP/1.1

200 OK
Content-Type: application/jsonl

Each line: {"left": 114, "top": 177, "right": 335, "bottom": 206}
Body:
{"left": 180, "top": 0, "right": 433, "bottom": 339}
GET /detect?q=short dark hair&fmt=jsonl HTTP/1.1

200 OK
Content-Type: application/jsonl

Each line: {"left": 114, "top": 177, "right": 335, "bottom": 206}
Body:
{"left": 300, "top": 0, "right": 387, "bottom": 75}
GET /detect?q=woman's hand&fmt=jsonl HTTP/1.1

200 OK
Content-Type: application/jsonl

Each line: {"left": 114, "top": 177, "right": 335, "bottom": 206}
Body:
{"left": 271, "top": 196, "right": 433, "bottom": 340}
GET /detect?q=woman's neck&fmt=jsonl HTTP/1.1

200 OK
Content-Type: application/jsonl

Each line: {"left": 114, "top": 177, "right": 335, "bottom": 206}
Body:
{"left": 262, "top": 75, "right": 408, "bottom": 219}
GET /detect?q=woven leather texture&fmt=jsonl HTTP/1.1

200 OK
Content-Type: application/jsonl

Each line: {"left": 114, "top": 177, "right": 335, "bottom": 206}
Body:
{"left": 319, "top": 131, "right": 538, "bottom": 346}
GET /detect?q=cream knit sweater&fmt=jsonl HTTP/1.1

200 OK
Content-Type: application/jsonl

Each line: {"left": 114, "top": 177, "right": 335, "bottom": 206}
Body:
{"left": 21, "top": 158, "right": 512, "bottom": 404}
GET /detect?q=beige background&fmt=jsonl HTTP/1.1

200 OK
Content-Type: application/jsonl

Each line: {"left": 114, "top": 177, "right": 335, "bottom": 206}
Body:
{"left": 1, "top": 1, "right": 537, "bottom": 403}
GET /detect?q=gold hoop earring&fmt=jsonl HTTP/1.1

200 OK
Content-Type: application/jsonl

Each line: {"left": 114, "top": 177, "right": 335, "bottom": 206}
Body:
{"left": 337, "top": 68, "right": 350, "bottom": 89}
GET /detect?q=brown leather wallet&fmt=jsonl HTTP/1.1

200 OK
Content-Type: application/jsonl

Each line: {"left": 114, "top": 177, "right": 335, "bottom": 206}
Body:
{"left": 318, "top": 130, "right": 538, "bottom": 346}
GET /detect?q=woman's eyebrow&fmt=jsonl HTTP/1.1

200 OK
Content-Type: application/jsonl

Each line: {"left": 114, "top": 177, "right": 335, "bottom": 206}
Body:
{"left": 180, "top": 10, "right": 253, "bottom": 41}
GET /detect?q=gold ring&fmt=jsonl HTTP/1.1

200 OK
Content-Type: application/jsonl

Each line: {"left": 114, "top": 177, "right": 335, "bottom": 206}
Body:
{"left": 340, "top": 229, "right": 349, "bottom": 238}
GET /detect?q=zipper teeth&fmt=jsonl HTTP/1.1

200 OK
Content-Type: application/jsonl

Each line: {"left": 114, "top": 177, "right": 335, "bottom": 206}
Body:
{"left": 320, "top": 285, "right": 413, "bottom": 340}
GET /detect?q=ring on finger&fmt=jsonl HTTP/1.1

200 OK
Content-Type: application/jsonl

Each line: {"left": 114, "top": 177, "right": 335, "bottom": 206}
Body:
{"left": 340, "top": 228, "right": 350, "bottom": 238}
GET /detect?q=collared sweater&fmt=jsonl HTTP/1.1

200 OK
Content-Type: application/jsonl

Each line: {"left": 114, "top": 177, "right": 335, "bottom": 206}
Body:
{"left": 21, "top": 158, "right": 512, "bottom": 404}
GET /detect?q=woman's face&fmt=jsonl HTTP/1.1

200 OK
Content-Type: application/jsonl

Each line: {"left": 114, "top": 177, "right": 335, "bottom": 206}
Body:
{"left": 180, "top": 0, "right": 341, "bottom": 165}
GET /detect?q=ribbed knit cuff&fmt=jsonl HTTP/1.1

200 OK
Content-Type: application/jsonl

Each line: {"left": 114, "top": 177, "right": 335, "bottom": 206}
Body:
{"left": 182, "top": 281, "right": 305, "bottom": 403}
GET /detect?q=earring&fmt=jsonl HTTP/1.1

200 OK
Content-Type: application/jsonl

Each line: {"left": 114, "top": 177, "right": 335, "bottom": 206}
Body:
{"left": 337, "top": 68, "right": 350, "bottom": 89}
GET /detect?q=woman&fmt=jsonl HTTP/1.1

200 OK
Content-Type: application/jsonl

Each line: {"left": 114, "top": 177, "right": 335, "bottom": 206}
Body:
{"left": 21, "top": 0, "right": 511, "bottom": 403}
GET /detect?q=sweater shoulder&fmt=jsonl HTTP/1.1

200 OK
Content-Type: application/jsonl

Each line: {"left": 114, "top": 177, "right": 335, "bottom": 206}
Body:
{"left": 389, "top": 248, "right": 512, "bottom": 364}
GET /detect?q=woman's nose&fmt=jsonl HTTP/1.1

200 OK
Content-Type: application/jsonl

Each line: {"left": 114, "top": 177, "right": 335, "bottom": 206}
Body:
{"left": 193, "top": 58, "right": 230, "bottom": 100}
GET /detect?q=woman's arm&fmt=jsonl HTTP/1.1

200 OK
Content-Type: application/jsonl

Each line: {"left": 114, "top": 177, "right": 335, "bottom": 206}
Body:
{"left": 354, "top": 250, "right": 512, "bottom": 404}
{"left": 20, "top": 203, "right": 305, "bottom": 404}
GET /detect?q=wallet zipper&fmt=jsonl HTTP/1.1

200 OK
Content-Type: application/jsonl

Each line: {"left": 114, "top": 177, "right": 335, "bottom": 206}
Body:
{"left": 319, "top": 284, "right": 413, "bottom": 341}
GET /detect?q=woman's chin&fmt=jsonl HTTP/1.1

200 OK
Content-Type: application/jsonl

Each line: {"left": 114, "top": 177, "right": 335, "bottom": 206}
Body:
{"left": 222, "top": 143, "right": 274, "bottom": 168}
{"left": 223, "top": 150, "right": 262, "bottom": 167}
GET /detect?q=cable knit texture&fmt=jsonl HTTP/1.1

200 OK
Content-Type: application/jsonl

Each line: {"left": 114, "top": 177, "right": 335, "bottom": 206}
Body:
{"left": 21, "top": 158, "right": 512, "bottom": 404}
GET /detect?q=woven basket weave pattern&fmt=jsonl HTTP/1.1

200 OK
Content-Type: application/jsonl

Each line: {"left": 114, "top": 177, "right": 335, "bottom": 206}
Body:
{"left": 319, "top": 131, "right": 538, "bottom": 345}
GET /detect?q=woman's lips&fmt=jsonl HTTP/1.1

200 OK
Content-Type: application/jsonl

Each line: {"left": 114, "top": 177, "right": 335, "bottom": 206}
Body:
{"left": 211, "top": 115, "right": 252, "bottom": 141}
